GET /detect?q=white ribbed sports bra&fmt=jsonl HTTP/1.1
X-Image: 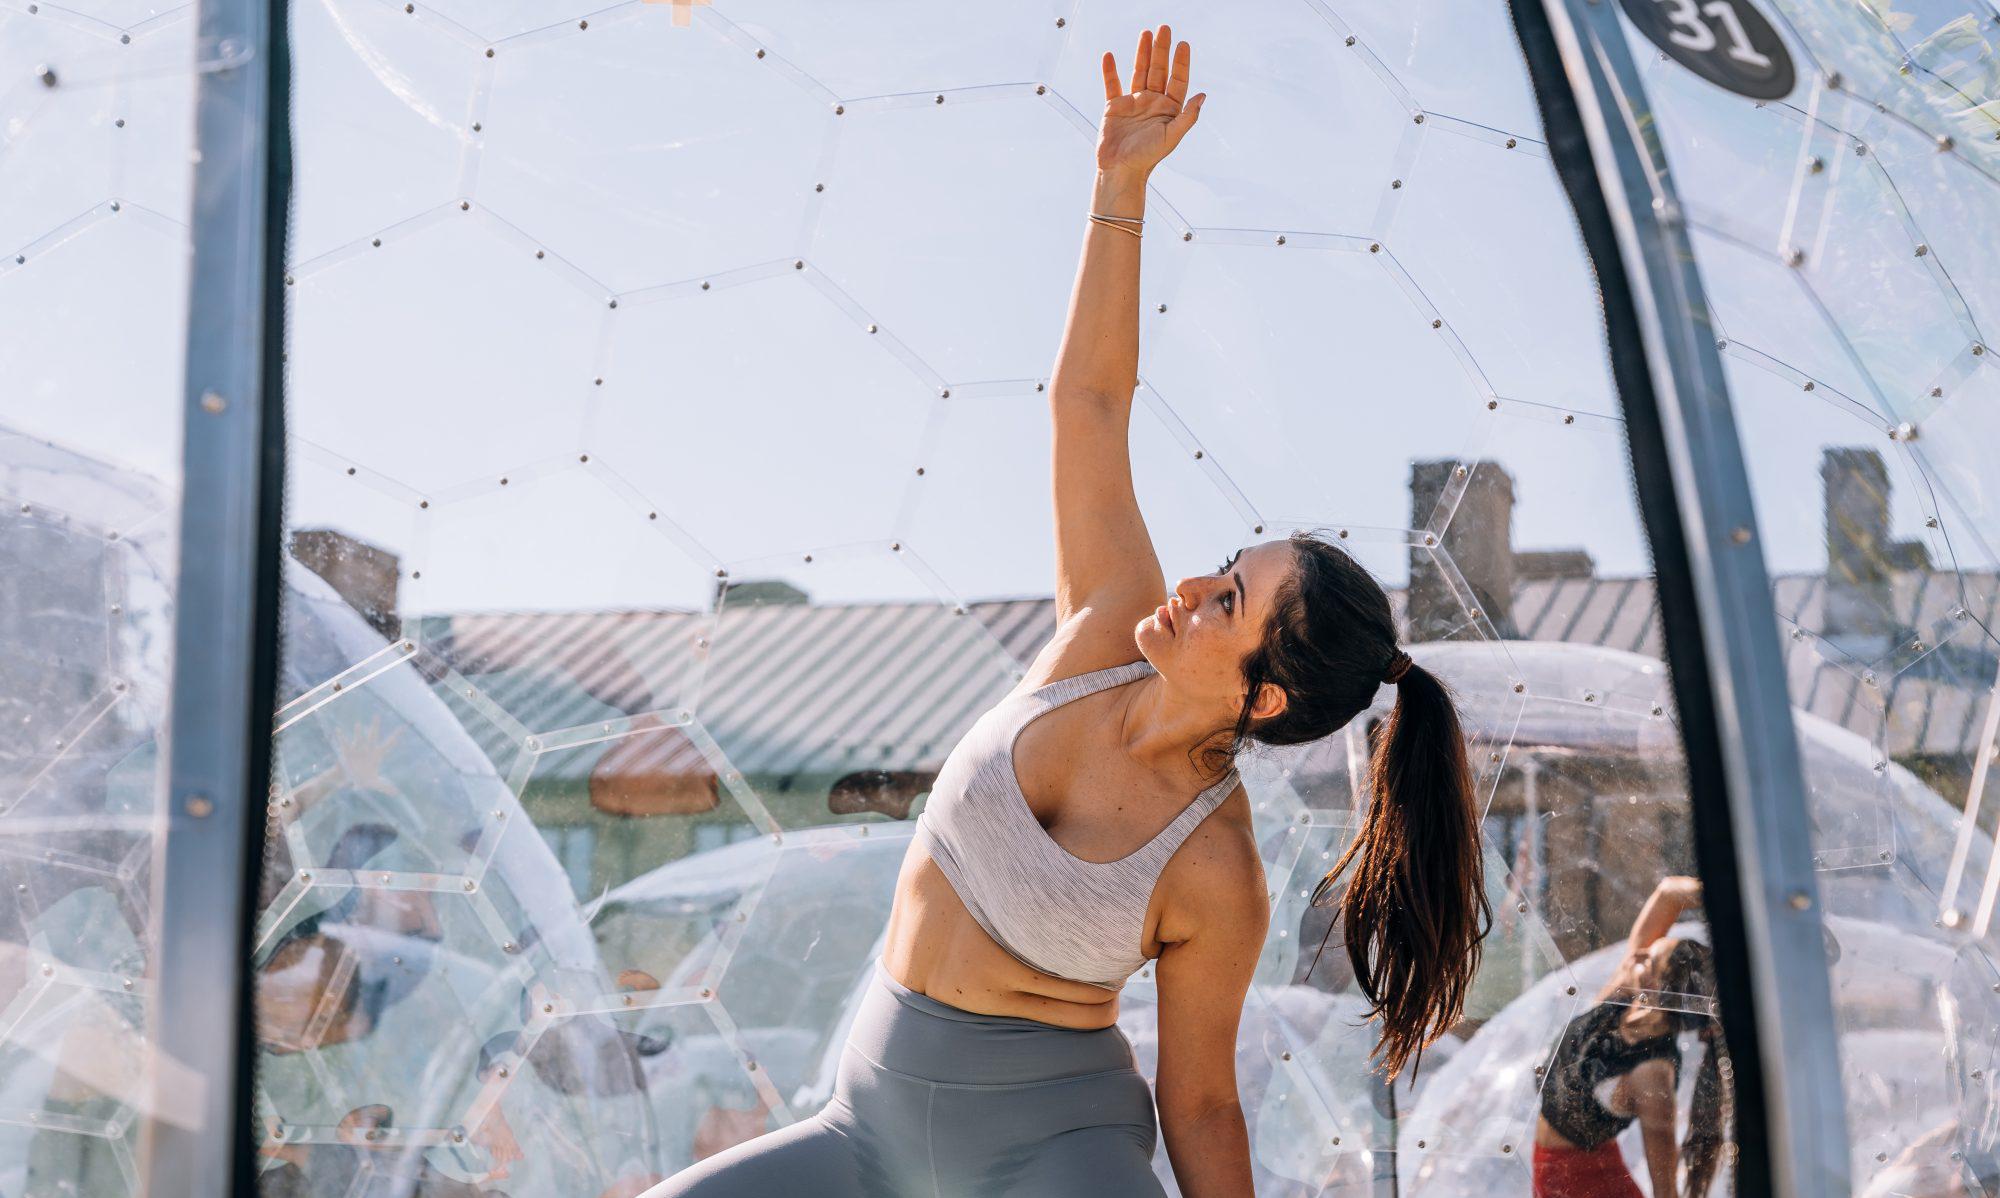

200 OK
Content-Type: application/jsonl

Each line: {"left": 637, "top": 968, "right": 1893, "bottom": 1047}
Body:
{"left": 911, "top": 659, "right": 1241, "bottom": 989}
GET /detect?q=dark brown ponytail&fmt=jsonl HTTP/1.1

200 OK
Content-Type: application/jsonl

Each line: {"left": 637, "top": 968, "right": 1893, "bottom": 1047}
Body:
{"left": 1228, "top": 533, "right": 1491, "bottom": 1077}
{"left": 1661, "top": 938, "right": 1731, "bottom": 1197}
{"left": 1314, "top": 662, "right": 1489, "bottom": 1078}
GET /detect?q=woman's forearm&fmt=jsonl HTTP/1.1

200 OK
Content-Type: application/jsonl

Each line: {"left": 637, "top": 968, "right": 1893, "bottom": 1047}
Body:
{"left": 1048, "top": 168, "right": 1149, "bottom": 408}
{"left": 1161, "top": 1100, "right": 1254, "bottom": 1197}
{"left": 1627, "top": 876, "right": 1700, "bottom": 953}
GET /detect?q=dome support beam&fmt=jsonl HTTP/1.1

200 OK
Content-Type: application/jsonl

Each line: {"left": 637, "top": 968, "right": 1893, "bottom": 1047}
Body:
{"left": 145, "top": 0, "right": 293, "bottom": 1189}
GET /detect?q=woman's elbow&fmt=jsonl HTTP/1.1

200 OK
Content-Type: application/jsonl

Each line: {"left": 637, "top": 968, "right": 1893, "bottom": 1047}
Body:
{"left": 1155, "top": 1081, "right": 1242, "bottom": 1131}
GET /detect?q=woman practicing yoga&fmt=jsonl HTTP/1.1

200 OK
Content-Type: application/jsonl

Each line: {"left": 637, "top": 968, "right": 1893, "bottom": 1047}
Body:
{"left": 1534, "top": 877, "right": 1730, "bottom": 1198}
{"left": 647, "top": 24, "right": 1489, "bottom": 1197}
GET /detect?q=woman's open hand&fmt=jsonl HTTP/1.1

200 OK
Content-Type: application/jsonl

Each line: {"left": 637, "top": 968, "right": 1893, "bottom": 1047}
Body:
{"left": 1096, "top": 24, "right": 1206, "bottom": 180}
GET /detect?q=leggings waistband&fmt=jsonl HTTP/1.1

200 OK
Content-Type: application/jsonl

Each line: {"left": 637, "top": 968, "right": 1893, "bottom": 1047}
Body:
{"left": 851, "top": 963, "right": 1138, "bottom": 1087}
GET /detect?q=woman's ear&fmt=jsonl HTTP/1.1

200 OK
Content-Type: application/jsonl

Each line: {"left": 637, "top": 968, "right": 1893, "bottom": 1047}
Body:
{"left": 1250, "top": 680, "right": 1287, "bottom": 722}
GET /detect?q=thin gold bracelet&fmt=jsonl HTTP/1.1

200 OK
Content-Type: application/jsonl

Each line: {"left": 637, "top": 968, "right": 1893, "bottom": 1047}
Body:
{"left": 1087, "top": 214, "right": 1143, "bottom": 238}
{"left": 1088, "top": 210, "right": 1144, "bottom": 226}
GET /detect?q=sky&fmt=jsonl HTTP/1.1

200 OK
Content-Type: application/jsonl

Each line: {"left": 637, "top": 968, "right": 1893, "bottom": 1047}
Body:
{"left": 3, "top": 0, "right": 1988, "bottom": 618}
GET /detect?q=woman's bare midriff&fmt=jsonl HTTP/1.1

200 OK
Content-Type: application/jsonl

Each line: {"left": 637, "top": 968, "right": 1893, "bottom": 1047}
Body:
{"left": 878, "top": 843, "right": 1129, "bottom": 1030}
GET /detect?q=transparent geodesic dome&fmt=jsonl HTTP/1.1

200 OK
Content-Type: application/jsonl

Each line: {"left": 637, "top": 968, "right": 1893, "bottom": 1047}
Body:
{"left": 267, "top": 2, "right": 1712, "bottom": 1193}
{"left": 8, "top": 0, "right": 2000, "bottom": 1194}
{"left": 0, "top": 435, "right": 178, "bottom": 1198}
{"left": 1, "top": 1, "right": 200, "bottom": 1191}
{"left": 1570, "top": 1, "right": 2000, "bottom": 1192}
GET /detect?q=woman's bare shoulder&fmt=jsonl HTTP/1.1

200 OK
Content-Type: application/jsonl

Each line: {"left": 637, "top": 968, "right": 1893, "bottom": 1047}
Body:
{"left": 1159, "top": 787, "right": 1268, "bottom": 941}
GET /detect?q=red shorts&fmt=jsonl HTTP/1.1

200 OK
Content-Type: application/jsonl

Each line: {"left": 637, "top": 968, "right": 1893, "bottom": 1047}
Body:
{"left": 1532, "top": 1139, "right": 1643, "bottom": 1198}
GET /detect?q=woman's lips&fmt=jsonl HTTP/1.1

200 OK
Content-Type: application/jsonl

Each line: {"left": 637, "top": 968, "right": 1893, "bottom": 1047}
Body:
{"left": 1155, "top": 603, "right": 1174, "bottom": 634}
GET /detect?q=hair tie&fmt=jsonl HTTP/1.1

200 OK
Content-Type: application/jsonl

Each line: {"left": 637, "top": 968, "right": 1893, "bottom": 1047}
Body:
{"left": 1383, "top": 650, "right": 1414, "bottom": 686}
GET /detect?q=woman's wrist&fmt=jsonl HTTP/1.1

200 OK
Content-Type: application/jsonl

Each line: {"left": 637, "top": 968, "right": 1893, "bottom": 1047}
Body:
{"left": 1091, "top": 167, "right": 1149, "bottom": 220}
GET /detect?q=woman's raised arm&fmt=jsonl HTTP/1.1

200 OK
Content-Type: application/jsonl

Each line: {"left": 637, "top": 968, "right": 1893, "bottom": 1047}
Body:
{"left": 1046, "top": 26, "right": 1205, "bottom": 638}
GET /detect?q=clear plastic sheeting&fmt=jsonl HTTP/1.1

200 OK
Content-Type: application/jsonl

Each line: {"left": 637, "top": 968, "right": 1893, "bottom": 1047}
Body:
{"left": 264, "top": 0, "right": 1747, "bottom": 1194}
{"left": 0, "top": 0, "right": 202, "bottom": 1193}
{"left": 1577, "top": 0, "right": 2000, "bottom": 1192}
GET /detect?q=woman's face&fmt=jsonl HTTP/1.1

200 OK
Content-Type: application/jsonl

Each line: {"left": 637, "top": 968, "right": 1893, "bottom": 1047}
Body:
{"left": 1136, "top": 539, "right": 1297, "bottom": 721}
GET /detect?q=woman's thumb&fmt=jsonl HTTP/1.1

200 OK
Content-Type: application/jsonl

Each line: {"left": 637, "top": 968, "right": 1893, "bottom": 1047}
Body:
{"left": 1169, "top": 92, "right": 1205, "bottom": 139}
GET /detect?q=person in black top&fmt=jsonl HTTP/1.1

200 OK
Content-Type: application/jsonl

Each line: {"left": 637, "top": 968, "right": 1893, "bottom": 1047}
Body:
{"left": 1533, "top": 877, "right": 1731, "bottom": 1198}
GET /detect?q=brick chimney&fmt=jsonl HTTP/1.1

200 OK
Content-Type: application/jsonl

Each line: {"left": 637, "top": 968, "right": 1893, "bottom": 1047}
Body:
{"left": 1820, "top": 448, "right": 1895, "bottom": 643}
{"left": 1408, "top": 459, "right": 1517, "bottom": 641}
{"left": 290, "top": 528, "right": 401, "bottom": 641}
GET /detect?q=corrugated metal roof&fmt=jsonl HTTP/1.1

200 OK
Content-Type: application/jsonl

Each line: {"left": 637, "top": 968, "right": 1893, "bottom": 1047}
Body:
{"left": 430, "top": 567, "right": 2000, "bottom": 788}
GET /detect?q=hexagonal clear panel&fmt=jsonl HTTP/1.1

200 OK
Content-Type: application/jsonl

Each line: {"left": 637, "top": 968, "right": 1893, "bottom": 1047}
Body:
{"left": 0, "top": 2, "right": 203, "bottom": 1191}
{"left": 268, "top": 0, "right": 1755, "bottom": 1194}
{"left": 1591, "top": 0, "right": 2000, "bottom": 1193}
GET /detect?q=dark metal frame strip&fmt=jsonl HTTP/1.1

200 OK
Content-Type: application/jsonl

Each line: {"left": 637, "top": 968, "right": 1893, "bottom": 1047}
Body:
{"left": 145, "top": 0, "right": 291, "bottom": 1187}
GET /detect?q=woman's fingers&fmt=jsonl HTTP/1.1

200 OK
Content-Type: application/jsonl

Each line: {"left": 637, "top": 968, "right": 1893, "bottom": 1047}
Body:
{"left": 1164, "top": 91, "right": 1204, "bottom": 150}
{"left": 1147, "top": 24, "right": 1172, "bottom": 93}
{"left": 1165, "top": 37, "right": 1191, "bottom": 106}
{"left": 1128, "top": 27, "right": 1151, "bottom": 94}
{"left": 1108, "top": 27, "right": 1194, "bottom": 105}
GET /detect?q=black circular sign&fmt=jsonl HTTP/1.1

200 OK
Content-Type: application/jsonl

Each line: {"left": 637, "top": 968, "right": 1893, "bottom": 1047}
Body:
{"left": 1617, "top": 0, "right": 1796, "bottom": 100}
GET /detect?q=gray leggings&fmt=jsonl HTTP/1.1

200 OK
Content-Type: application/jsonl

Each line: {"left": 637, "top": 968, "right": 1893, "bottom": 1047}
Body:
{"left": 643, "top": 963, "right": 1165, "bottom": 1198}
